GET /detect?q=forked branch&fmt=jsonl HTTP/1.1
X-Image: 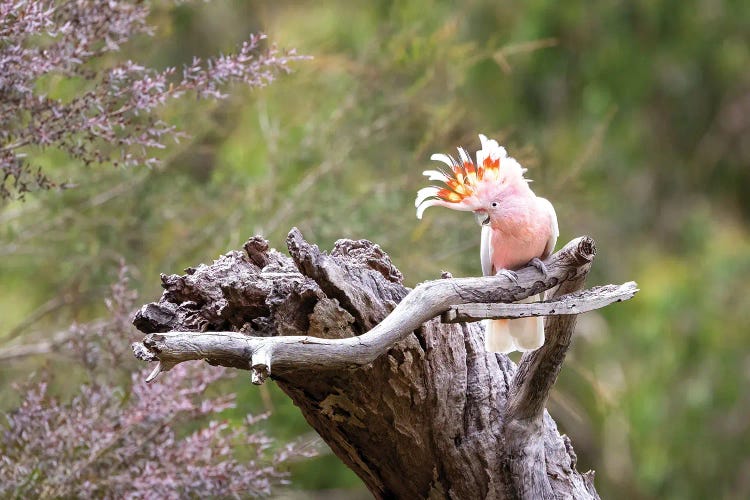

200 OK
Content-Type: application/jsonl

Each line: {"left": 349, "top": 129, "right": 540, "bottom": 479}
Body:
{"left": 133, "top": 235, "right": 635, "bottom": 395}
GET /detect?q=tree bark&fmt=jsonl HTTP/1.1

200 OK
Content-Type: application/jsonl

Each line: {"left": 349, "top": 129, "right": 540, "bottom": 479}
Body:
{"left": 132, "top": 228, "right": 634, "bottom": 499}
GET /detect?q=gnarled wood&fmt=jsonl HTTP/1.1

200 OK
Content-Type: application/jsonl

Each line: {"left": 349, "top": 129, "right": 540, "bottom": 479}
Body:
{"left": 132, "top": 280, "right": 635, "bottom": 382}
{"left": 132, "top": 228, "right": 634, "bottom": 499}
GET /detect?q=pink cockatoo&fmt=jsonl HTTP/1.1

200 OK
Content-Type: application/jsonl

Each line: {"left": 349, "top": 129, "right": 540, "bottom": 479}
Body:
{"left": 415, "top": 134, "right": 559, "bottom": 353}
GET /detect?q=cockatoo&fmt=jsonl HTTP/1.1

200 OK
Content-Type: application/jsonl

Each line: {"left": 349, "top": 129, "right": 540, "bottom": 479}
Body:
{"left": 415, "top": 134, "right": 559, "bottom": 353}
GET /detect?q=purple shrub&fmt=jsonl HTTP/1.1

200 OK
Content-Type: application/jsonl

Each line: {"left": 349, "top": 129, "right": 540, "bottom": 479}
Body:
{"left": 0, "top": 265, "right": 317, "bottom": 498}
{"left": 1, "top": 2, "right": 314, "bottom": 495}
{"left": 0, "top": 367, "right": 313, "bottom": 498}
{"left": 0, "top": 0, "right": 305, "bottom": 199}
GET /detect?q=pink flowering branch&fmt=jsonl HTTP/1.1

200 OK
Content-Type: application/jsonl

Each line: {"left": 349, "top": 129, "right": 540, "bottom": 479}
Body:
{"left": 1, "top": 263, "right": 317, "bottom": 497}
{"left": 0, "top": 0, "right": 308, "bottom": 199}
{"left": 0, "top": 366, "right": 314, "bottom": 498}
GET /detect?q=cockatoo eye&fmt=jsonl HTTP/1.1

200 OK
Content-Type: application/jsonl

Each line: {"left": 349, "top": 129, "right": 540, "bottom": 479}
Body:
{"left": 490, "top": 201, "right": 499, "bottom": 208}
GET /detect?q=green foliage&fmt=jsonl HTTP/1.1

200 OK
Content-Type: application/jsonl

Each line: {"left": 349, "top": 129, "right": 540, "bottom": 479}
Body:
{"left": 2, "top": 0, "right": 749, "bottom": 497}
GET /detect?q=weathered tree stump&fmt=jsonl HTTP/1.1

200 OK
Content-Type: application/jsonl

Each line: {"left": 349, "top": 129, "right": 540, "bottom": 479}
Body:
{"left": 133, "top": 228, "right": 636, "bottom": 499}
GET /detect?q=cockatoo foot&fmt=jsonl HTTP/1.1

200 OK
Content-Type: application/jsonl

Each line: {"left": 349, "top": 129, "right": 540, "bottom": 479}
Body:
{"left": 499, "top": 269, "right": 519, "bottom": 285}
{"left": 528, "top": 257, "right": 549, "bottom": 278}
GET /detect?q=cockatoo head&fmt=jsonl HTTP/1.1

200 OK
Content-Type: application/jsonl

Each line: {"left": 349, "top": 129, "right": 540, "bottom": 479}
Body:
{"left": 415, "top": 134, "right": 530, "bottom": 225}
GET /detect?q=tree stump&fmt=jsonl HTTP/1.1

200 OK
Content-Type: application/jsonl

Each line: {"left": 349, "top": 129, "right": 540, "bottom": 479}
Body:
{"left": 133, "top": 228, "right": 636, "bottom": 499}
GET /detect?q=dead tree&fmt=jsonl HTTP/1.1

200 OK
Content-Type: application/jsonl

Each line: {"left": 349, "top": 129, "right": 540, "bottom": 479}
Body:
{"left": 132, "top": 228, "right": 636, "bottom": 499}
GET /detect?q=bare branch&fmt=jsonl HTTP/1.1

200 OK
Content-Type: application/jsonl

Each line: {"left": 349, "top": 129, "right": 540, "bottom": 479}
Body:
{"left": 499, "top": 237, "right": 598, "bottom": 500}
{"left": 441, "top": 281, "right": 638, "bottom": 323}
{"left": 0, "top": 320, "right": 108, "bottom": 362}
{"left": 132, "top": 236, "right": 627, "bottom": 384}
{"left": 0, "top": 338, "right": 62, "bottom": 361}
{"left": 507, "top": 261, "right": 595, "bottom": 423}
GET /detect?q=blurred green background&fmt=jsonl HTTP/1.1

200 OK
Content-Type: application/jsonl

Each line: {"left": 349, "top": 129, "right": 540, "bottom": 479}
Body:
{"left": 2, "top": 0, "right": 750, "bottom": 498}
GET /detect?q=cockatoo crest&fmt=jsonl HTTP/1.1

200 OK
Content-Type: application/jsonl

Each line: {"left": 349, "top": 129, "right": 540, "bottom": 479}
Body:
{"left": 415, "top": 134, "right": 528, "bottom": 219}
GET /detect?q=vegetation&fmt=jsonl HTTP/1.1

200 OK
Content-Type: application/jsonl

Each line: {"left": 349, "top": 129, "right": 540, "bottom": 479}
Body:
{"left": 2, "top": 0, "right": 749, "bottom": 498}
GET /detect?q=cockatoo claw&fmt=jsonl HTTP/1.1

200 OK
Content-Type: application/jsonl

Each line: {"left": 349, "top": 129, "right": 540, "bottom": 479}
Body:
{"left": 499, "top": 269, "right": 520, "bottom": 285}
{"left": 529, "top": 257, "right": 549, "bottom": 278}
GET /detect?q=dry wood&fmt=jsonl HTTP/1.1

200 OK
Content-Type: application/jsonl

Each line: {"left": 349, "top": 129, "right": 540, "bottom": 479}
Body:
{"left": 131, "top": 228, "right": 635, "bottom": 499}
{"left": 441, "top": 282, "right": 637, "bottom": 323}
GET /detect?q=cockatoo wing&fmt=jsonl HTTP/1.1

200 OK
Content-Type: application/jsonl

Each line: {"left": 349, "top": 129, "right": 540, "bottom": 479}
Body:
{"left": 480, "top": 224, "right": 494, "bottom": 277}
{"left": 538, "top": 197, "right": 559, "bottom": 260}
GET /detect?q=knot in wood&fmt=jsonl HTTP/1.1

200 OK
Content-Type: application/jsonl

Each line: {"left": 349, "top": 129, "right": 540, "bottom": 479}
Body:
{"left": 577, "top": 237, "right": 597, "bottom": 262}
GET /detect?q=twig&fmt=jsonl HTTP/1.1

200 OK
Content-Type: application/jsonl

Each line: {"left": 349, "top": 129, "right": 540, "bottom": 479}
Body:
{"left": 441, "top": 282, "right": 637, "bottom": 323}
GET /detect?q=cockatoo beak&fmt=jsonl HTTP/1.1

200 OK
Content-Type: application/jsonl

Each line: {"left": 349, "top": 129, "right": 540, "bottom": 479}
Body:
{"left": 474, "top": 210, "right": 490, "bottom": 227}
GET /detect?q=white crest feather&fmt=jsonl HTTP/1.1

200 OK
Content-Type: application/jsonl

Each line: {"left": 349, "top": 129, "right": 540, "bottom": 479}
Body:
{"left": 457, "top": 147, "right": 471, "bottom": 164}
{"left": 430, "top": 153, "right": 454, "bottom": 167}
{"left": 414, "top": 186, "right": 439, "bottom": 208}
{"left": 422, "top": 170, "right": 450, "bottom": 182}
{"left": 416, "top": 199, "right": 442, "bottom": 219}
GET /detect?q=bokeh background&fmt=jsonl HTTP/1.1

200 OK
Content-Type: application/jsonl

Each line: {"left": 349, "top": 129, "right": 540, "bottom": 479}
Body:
{"left": 2, "top": 1, "right": 750, "bottom": 498}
